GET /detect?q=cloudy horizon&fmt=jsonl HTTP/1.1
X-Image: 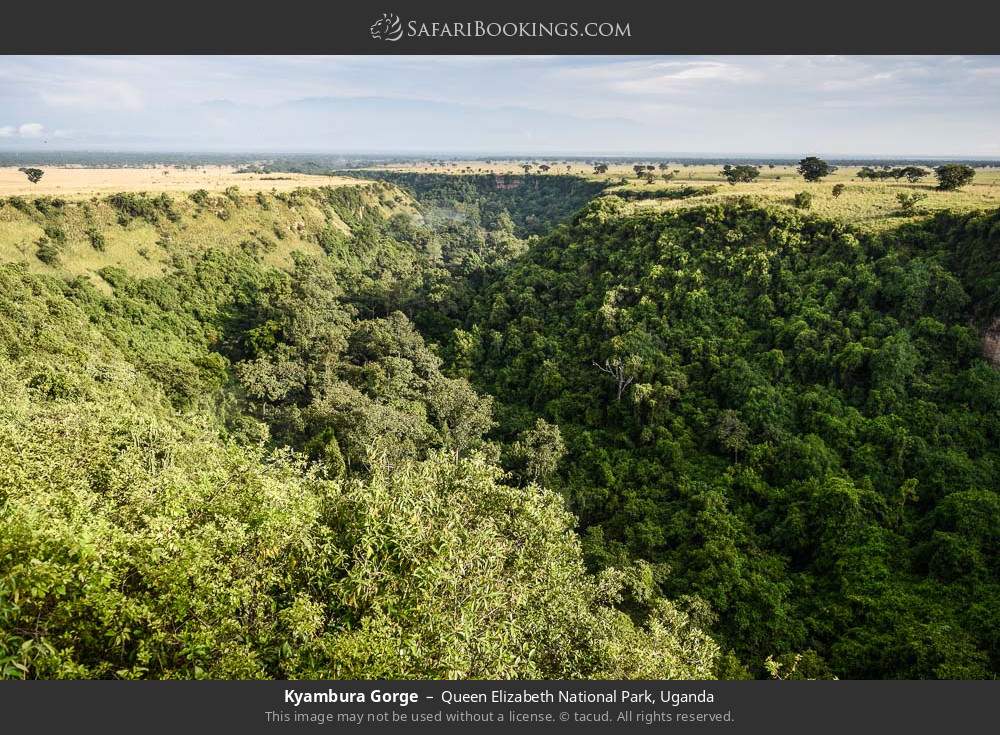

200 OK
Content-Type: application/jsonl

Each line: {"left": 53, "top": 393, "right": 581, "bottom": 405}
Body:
{"left": 1, "top": 55, "right": 999, "bottom": 157}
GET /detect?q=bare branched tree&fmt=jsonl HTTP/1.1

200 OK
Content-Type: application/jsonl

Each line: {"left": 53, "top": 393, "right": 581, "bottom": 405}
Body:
{"left": 593, "top": 357, "right": 635, "bottom": 401}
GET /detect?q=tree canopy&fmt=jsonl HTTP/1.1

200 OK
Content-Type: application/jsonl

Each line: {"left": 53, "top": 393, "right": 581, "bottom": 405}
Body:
{"left": 797, "top": 157, "right": 835, "bottom": 182}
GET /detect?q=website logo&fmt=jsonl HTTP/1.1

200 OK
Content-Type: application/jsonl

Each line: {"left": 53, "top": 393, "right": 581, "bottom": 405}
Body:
{"left": 370, "top": 13, "right": 403, "bottom": 42}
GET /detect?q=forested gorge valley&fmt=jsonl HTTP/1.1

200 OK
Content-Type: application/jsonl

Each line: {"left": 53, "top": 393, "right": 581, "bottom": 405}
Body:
{"left": 1, "top": 173, "right": 998, "bottom": 680}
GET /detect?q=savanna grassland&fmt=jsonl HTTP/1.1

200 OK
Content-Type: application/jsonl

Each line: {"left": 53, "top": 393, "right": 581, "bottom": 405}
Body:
{"left": 0, "top": 165, "right": 360, "bottom": 198}
{"left": 363, "top": 160, "right": 1000, "bottom": 232}
{"left": 1, "top": 159, "right": 999, "bottom": 681}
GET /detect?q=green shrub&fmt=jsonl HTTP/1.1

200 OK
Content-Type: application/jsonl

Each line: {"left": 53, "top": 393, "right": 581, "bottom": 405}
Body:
{"left": 189, "top": 189, "right": 210, "bottom": 206}
{"left": 896, "top": 191, "right": 928, "bottom": 215}
{"left": 106, "top": 192, "right": 166, "bottom": 226}
{"left": 34, "top": 238, "right": 62, "bottom": 266}
{"left": 86, "top": 227, "right": 107, "bottom": 252}
{"left": 42, "top": 225, "right": 66, "bottom": 245}
{"left": 6, "top": 196, "right": 31, "bottom": 213}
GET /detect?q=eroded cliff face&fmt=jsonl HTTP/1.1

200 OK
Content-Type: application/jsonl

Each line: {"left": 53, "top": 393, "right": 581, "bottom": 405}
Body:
{"left": 985, "top": 317, "right": 1000, "bottom": 368}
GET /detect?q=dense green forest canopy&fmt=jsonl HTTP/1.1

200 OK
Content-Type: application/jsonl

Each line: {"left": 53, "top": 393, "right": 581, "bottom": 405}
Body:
{"left": 459, "top": 196, "right": 1000, "bottom": 679}
{"left": 0, "top": 179, "right": 718, "bottom": 679}
{"left": 1, "top": 172, "right": 998, "bottom": 680}
{"left": 333, "top": 171, "right": 608, "bottom": 236}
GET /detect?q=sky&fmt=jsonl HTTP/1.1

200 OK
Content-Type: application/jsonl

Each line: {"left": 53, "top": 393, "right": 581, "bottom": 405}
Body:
{"left": 1, "top": 55, "right": 999, "bottom": 157}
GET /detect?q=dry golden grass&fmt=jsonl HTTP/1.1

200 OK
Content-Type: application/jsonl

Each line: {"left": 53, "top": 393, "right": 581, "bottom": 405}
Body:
{"left": 0, "top": 165, "right": 364, "bottom": 198}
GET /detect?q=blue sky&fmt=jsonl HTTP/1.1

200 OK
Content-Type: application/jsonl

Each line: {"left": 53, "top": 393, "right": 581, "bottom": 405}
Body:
{"left": 1, "top": 55, "right": 998, "bottom": 156}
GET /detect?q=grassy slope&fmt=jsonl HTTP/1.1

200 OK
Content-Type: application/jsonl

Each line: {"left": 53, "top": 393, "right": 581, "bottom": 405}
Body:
{"left": 0, "top": 181, "right": 417, "bottom": 287}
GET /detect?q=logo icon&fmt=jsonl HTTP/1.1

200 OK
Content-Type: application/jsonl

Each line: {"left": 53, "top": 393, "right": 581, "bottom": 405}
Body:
{"left": 370, "top": 13, "right": 403, "bottom": 42}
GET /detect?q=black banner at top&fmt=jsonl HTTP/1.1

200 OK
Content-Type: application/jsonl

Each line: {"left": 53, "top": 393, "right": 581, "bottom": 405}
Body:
{"left": 3, "top": 0, "right": 1000, "bottom": 54}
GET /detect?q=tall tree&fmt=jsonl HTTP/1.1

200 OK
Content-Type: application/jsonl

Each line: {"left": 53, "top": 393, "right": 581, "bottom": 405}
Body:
{"left": 797, "top": 157, "right": 834, "bottom": 182}
{"left": 935, "top": 164, "right": 975, "bottom": 191}
{"left": 18, "top": 167, "right": 44, "bottom": 184}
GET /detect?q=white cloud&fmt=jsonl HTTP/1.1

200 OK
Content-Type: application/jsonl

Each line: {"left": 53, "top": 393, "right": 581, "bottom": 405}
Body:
{"left": 18, "top": 123, "right": 44, "bottom": 138}
{"left": 0, "top": 123, "right": 46, "bottom": 138}
{"left": 1, "top": 55, "right": 999, "bottom": 155}
{"left": 555, "top": 60, "right": 759, "bottom": 95}
{"left": 821, "top": 72, "right": 894, "bottom": 91}
{"left": 40, "top": 80, "right": 143, "bottom": 111}
{"left": 615, "top": 64, "right": 757, "bottom": 94}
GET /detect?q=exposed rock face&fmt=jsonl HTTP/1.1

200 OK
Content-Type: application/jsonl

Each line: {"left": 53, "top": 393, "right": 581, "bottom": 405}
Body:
{"left": 985, "top": 317, "right": 1000, "bottom": 368}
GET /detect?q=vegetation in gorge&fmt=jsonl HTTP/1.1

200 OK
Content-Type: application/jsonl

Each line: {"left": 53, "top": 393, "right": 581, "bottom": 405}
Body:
{"left": 1, "top": 169, "right": 998, "bottom": 681}
{"left": 459, "top": 195, "right": 1000, "bottom": 679}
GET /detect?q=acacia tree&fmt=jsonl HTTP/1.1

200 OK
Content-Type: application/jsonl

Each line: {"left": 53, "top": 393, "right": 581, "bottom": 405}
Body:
{"left": 721, "top": 164, "right": 760, "bottom": 185}
{"left": 935, "top": 164, "right": 975, "bottom": 191}
{"left": 18, "top": 167, "right": 44, "bottom": 184}
{"left": 797, "top": 157, "right": 834, "bottom": 182}
{"left": 900, "top": 166, "right": 929, "bottom": 183}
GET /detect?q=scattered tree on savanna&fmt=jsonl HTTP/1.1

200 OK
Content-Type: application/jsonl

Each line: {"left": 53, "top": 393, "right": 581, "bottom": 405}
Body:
{"left": 721, "top": 164, "right": 760, "bottom": 185}
{"left": 858, "top": 165, "right": 929, "bottom": 183}
{"left": 593, "top": 163, "right": 609, "bottom": 175}
{"left": 18, "top": 167, "right": 44, "bottom": 184}
{"left": 832, "top": 183, "right": 846, "bottom": 198}
{"left": 901, "top": 166, "right": 930, "bottom": 183}
{"left": 797, "top": 156, "right": 835, "bottom": 182}
{"left": 935, "top": 164, "right": 976, "bottom": 191}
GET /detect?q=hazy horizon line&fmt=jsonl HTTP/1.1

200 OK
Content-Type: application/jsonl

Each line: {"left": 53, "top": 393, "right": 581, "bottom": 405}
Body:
{"left": 1, "top": 149, "right": 999, "bottom": 163}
